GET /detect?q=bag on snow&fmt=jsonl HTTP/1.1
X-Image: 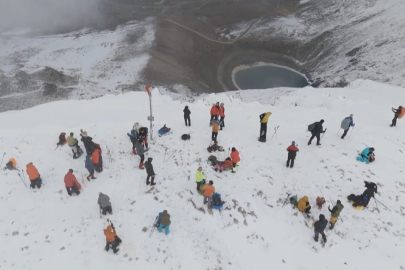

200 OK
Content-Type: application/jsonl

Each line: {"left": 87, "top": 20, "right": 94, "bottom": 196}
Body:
{"left": 181, "top": 134, "right": 191, "bottom": 140}
{"left": 289, "top": 195, "right": 298, "bottom": 206}
{"left": 308, "top": 123, "right": 315, "bottom": 132}
{"left": 212, "top": 193, "right": 224, "bottom": 209}
{"left": 208, "top": 155, "right": 217, "bottom": 166}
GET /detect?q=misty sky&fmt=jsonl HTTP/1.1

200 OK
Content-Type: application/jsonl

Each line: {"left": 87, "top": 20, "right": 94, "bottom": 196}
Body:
{"left": 0, "top": 0, "right": 102, "bottom": 33}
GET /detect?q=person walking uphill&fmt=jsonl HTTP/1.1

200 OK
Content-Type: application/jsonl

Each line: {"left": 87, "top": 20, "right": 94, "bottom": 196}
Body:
{"left": 230, "top": 147, "right": 240, "bottom": 173}
{"left": 313, "top": 214, "right": 328, "bottom": 243}
{"left": 98, "top": 192, "right": 112, "bottom": 215}
{"left": 183, "top": 106, "right": 191, "bottom": 126}
{"left": 211, "top": 119, "right": 220, "bottom": 142}
{"left": 104, "top": 224, "right": 120, "bottom": 253}
{"left": 144, "top": 157, "right": 156, "bottom": 186}
{"left": 158, "top": 210, "right": 171, "bottom": 235}
{"left": 286, "top": 141, "right": 299, "bottom": 168}
{"left": 64, "top": 169, "right": 81, "bottom": 196}
{"left": 210, "top": 102, "right": 220, "bottom": 125}
{"left": 85, "top": 155, "right": 96, "bottom": 181}
{"left": 203, "top": 180, "right": 215, "bottom": 208}
{"left": 308, "top": 120, "right": 326, "bottom": 145}
{"left": 390, "top": 106, "right": 405, "bottom": 127}
{"left": 135, "top": 139, "right": 147, "bottom": 169}
{"left": 219, "top": 103, "right": 225, "bottom": 130}
{"left": 259, "top": 112, "right": 272, "bottom": 142}
{"left": 26, "top": 162, "right": 42, "bottom": 189}
{"left": 328, "top": 200, "right": 344, "bottom": 230}
{"left": 341, "top": 114, "right": 355, "bottom": 139}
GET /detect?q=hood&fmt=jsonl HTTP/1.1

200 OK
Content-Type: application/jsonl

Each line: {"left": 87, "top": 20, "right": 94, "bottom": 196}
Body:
{"left": 319, "top": 214, "right": 325, "bottom": 221}
{"left": 163, "top": 210, "right": 168, "bottom": 215}
{"left": 148, "top": 157, "right": 153, "bottom": 162}
{"left": 185, "top": 106, "right": 188, "bottom": 109}
{"left": 26, "top": 163, "right": 33, "bottom": 169}
{"left": 303, "top": 196, "right": 308, "bottom": 202}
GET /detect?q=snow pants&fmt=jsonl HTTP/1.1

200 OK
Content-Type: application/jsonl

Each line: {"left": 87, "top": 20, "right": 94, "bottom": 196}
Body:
{"left": 204, "top": 195, "right": 212, "bottom": 208}
{"left": 66, "top": 185, "right": 80, "bottom": 196}
{"left": 101, "top": 205, "right": 112, "bottom": 215}
{"left": 356, "top": 156, "right": 369, "bottom": 164}
{"left": 341, "top": 128, "right": 349, "bottom": 139}
{"left": 30, "top": 178, "right": 42, "bottom": 189}
{"left": 314, "top": 230, "right": 327, "bottom": 242}
{"left": 220, "top": 116, "right": 225, "bottom": 129}
{"left": 105, "top": 240, "right": 119, "bottom": 253}
{"left": 184, "top": 115, "right": 191, "bottom": 126}
{"left": 392, "top": 115, "right": 398, "bottom": 126}
{"left": 308, "top": 133, "right": 320, "bottom": 144}
{"left": 158, "top": 224, "right": 170, "bottom": 235}
{"left": 286, "top": 158, "right": 295, "bottom": 168}
{"left": 212, "top": 132, "right": 218, "bottom": 142}
{"left": 259, "top": 123, "right": 267, "bottom": 141}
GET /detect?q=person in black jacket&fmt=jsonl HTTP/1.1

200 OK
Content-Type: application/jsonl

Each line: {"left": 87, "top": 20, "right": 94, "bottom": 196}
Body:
{"left": 144, "top": 157, "right": 156, "bottom": 186}
{"left": 362, "top": 181, "right": 377, "bottom": 199}
{"left": 390, "top": 106, "right": 403, "bottom": 127}
{"left": 183, "top": 106, "right": 191, "bottom": 126}
{"left": 308, "top": 120, "right": 325, "bottom": 145}
{"left": 313, "top": 214, "right": 327, "bottom": 243}
{"left": 80, "top": 130, "right": 95, "bottom": 155}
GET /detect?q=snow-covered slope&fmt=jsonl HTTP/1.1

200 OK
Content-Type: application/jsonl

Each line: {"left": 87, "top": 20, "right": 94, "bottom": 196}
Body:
{"left": 0, "top": 80, "right": 404, "bottom": 270}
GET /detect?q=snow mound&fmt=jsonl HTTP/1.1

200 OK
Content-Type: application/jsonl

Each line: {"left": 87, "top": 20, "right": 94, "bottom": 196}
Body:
{"left": 0, "top": 80, "right": 404, "bottom": 269}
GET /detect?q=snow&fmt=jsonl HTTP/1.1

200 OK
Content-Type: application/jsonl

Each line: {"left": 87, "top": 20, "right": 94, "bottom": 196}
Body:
{"left": 1, "top": 80, "right": 405, "bottom": 269}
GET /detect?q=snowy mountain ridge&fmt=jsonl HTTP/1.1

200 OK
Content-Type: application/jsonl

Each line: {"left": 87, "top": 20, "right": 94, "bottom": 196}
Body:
{"left": 0, "top": 80, "right": 405, "bottom": 270}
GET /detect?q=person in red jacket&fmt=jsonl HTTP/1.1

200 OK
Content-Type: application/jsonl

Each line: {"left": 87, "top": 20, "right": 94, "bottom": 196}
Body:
{"left": 64, "top": 169, "right": 81, "bottom": 196}
{"left": 286, "top": 141, "right": 299, "bottom": 168}
{"left": 230, "top": 147, "right": 240, "bottom": 173}
{"left": 210, "top": 102, "right": 220, "bottom": 125}
{"left": 219, "top": 103, "right": 225, "bottom": 130}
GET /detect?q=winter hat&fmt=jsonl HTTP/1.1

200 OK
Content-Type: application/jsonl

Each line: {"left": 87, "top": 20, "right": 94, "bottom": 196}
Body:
{"left": 337, "top": 200, "right": 341, "bottom": 204}
{"left": 163, "top": 210, "right": 168, "bottom": 215}
{"left": 320, "top": 119, "right": 324, "bottom": 123}
{"left": 82, "top": 131, "right": 88, "bottom": 137}
{"left": 70, "top": 132, "right": 74, "bottom": 136}
{"left": 319, "top": 214, "right": 325, "bottom": 220}
{"left": 69, "top": 169, "right": 73, "bottom": 173}
{"left": 231, "top": 147, "right": 236, "bottom": 151}
{"left": 220, "top": 103, "right": 224, "bottom": 106}
{"left": 350, "top": 114, "right": 353, "bottom": 118}
{"left": 148, "top": 157, "right": 153, "bottom": 162}
{"left": 292, "top": 141, "right": 295, "bottom": 145}
{"left": 209, "top": 180, "right": 214, "bottom": 185}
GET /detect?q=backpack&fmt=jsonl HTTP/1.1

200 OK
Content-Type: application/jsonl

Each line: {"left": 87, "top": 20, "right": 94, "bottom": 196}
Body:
{"left": 212, "top": 193, "right": 224, "bottom": 206}
{"left": 308, "top": 123, "right": 315, "bottom": 132}
{"left": 208, "top": 155, "right": 217, "bottom": 166}
{"left": 181, "top": 134, "right": 190, "bottom": 140}
{"left": 289, "top": 195, "right": 298, "bottom": 206}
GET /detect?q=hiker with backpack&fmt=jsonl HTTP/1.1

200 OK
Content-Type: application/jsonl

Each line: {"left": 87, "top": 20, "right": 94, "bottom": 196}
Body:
{"left": 67, "top": 132, "right": 83, "bottom": 159}
{"left": 210, "top": 102, "right": 220, "bottom": 125}
{"left": 4, "top": 158, "right": 17, "bottom": 170}
{"left": 183, "top": 106, "right": 191, "bottom": 126}
{"left": 308, "top": 120, "right": 326, "bottom": 145}
{"left": 26, "top": 162, "right": 42, "bottom": 189}
{"left": 92, "top": 144, "right": 103, "bottom": 173}
{"left": 211, "top": 119, "right": 220, "bottom": 142}
{"left": 356, "top": 147, "right": 375, "bottom": 164}
{"left": 98, "top": 192, "right": 112, "bottom": 215}
{"left": 195, "top": 167, "right": 206, "bottom": 193}
{"left": 135, "top": 139, "right": 147, "bottom": 169}
{"left": 144, "top": 157, "right": 156, "bottom": 186}
{"left": 219, "top": 103, "right": 225, "bottom": 130}
{"left": 340, "top": 114, "right": 355, "bottom": 139}
{"left": 203, "top": 180, "right": 215, "bottom": 209}
{"left": 259, "top": 112, "right": 272, "bottom": 142}
{"left": 138, "top": 127, "right": 149, "bottom": 149}
{"left": 313, "top": 214, "right": 328, "bottom": 243}
{"left": 230, "top": 147, "right": 240, "bottom": 173}
{"left": 80, "top": 130, "right": 95, "bottom": 155}
{"left": 328, "top": 200, "right": 343, "bottom": 230}
{"left": 64, "top": 169, "right": 81, "bottom": 196}
{"left": 104, "top": 223, "right": 120, "bottom": 253}
{"left": 157, "top": 210, "right": 171, "bottom": 235}
{"left": 127, "top": 129, "right": 138, "bottom": 154}
{"left": 390, "top": 106, "right": 404, "bottom": 127}
{"left": 85, "top": 155, "right": 96, "bottom": 180}
{"left": 297, "top": 196, "right": 311, "bottom": 214}
{"left": 286, "top": 141, "right": 299, "bottom": 168}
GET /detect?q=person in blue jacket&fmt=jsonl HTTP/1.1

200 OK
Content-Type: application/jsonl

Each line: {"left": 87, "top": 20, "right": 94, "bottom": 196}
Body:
{"left": 340, "top": 114, "right": 355, "bottom": 139}
{"left": 85, "top": 155, "right": 96, "bottom": 180}
{"left": 155, "top": 210, "right": 171, "bottom": 235}
{"left": 356, "top": 147, "right": 375, "bottom": 164}
{"left": 127, "top": 130, "right": 138, "bottom": 154}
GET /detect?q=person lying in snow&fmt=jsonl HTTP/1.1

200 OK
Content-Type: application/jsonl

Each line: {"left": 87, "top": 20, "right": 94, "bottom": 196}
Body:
{"left": 214, "top": 157, "right": 234, "bottom": 173}
{"left": 356, "top": 147, "right": 375, "bottom": 164}
{"left": 156, "top": 210, "right": 171, "bottom": 235}
{"left": 348, "top": 181, "right": 377, "bottom": 208}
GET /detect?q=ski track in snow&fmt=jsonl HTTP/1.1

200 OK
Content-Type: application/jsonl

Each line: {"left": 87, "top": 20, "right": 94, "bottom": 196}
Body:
{"left": 0, "top": 80, "right": 405, "bottom": 269}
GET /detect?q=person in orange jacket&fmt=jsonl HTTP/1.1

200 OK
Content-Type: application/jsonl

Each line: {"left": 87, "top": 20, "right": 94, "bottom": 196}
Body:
{"left": 219, "top": 103, "right": 225, "bottom": 130}
{"left": 26, "top": 162, "right": 42, "bottom": 189}
{"left": 203, "top": 180, "right": 215, "bottom": 208}
{"left": 286, "top": 141, "right": 299, "bottom": 168}
{"left": 4, "top": 158, "right": 17, "bottom": 170}
{"left": 91, "top": 144, "right": 103, "bottom": 173}
{"left": 230, "top": 147, "right": 240, "bottom": 173}
{"left": 104, "top": 222, "right": 121, "bottom": 253}
{"left": 211, "top": 119, "right": 220, "bottom": 141}
{"left": 210, "top": 102, "right": 220, "bottom": 125}
{"left": 64, "top": 169, "right": 81, "bottom": 196}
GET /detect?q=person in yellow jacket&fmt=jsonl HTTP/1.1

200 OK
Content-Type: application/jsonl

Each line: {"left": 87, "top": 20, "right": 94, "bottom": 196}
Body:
{"left": 195, "top": 166, "right": 206, "bottom": 193}
{"left": 259, "top": 112, "right": 272, "bottom": 142}
{"left": 297, "top": 196, "right": 311, "bottom": 214}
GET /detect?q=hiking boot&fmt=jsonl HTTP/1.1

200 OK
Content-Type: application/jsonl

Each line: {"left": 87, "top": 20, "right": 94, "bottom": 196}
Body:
{"left": 290, "top": 165, "right": 293, "bottom": 168}
{"left": 146, "top": 181, "right": 150, "bottom": 185}
{"left": 286, "top": 162, "right": 289, "bottom": 168}
{"left": 214, "top": 168, "right": 218, "bottom": 172}
{"left": 150, "top": 182, "right": 156, "bottom": 186}
{"left": 314, "top": 237, "right": 318, "bottom": 242}
{"left": 91, "top": 176, "right": 96, "bottom": 179}
{"left": 139, "top": 163, "right": 144, "bottom": 169}
{"left": 86, "top": 175, "right": 91, "bottom": 181}
{"left": 219, "top": 170, "right": 222, "bottom": 173}
{"left": 231, "top": 171, "right": 236, "bottom": 173}
{"left": 316, "top": 143, "right": 321, "bottom": 146}
{"left": 132, "top": 148, "right": 137, "bottom": 154}
{"left": 308, "top": 142, "right": 311, "bottom": 145}
{"left": 329, "top": 225, "right": 335, "bottom": 230}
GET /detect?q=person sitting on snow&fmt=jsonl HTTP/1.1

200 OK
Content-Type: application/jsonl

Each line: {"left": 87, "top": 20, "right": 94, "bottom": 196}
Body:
{"left": 357, "top": 147, "right": 375, "bottom": 164}
{"left": 157, "top": 210, "right": 171, "bottom": 235}
{"left": 67, "top": 132, "right": 83, "bottom": 159}
{"left": 297, "top": 196, "right": 311, "bottom": 214}
{"left": 4, "top": 158, "right": 17, "bottom": 170}
{"left": 56, "top": 132, "right": 67, "bottom": 147}
{"left": 316, "top": 197, "right": 326, "bottom": 210}
{"left": 363, "top": 181, "right": 378, "bottom": 199}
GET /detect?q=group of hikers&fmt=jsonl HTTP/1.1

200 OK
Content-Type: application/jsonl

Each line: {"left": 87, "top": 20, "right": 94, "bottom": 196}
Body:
{"left": 2, "top": 100, "right": 402, "bottom": 251}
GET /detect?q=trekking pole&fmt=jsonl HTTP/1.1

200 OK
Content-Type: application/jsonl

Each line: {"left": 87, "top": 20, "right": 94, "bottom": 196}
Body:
{"left": 321, "top": 128, "right": 327, "bottom": 138}
{"left": 149, "top": 216, "right": 159, "bottom": 238}
{"left": 348, "top": 127, "right": 354, "bottom": 139}
{"left": 373, "top": 197, "right": 380, "bottom": 212}
{"left": 282, "top": 193, "right": 291, "bottom": 208}
{"left": 21, "top": 169, "right": 27, "bottom": 186}
{"left": 271, "top": 126, "right": 279, "bottom": 140}
{"left": 99, "top": 206, "right": 102, "bottom": 218}
{"left": 0, "top": 152, "right": 5, "bottom": 168}
{"left": 374, "top": 197, "right": 390, "bottom": 211}
{"left": 17, "top": 172, "right": 28, "bottom": 188}
{"left": 336, "top": 128, "right": 340, "bottom": 135}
